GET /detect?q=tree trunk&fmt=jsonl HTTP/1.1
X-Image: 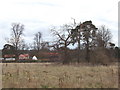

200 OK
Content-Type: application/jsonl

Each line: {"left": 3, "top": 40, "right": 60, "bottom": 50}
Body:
{"left": 77, "top": 40, "right": 80, "bottom": 63}
{"left": 15, "top": 47, "right": 18, "bottom": 61}
{"left": 86, "top": 39, "right": 90, "bottom": 62}
{"left": 15, "top": 51, "right": 18, "bottom": 61}
{"left": 63, "top": 43, "right": 69, "bottom": 64}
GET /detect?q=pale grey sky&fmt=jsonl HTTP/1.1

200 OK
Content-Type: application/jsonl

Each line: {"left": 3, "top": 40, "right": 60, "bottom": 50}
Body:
{"left": 0, "top": 0, "right": 118, "bottom": 49}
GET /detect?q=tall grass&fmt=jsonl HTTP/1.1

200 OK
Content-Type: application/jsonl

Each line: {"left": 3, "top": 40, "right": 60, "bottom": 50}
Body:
{"left": 2, "top": 63, "right": 118, "bottom": 88}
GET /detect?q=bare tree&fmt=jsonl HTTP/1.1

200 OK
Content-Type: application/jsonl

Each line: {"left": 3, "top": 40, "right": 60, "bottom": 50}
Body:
{"left": 7, "top": 23, "right": 24, "bottom": 50}
{"left": 33, "top": 32, "right": 42, "bottom": 51}
{"left": 51, "top": 24, "right": 72, "bottom": 64}
{"left": 19, "top": 41, "right": 30, "bottom": 50}
{"left": 41, "top": 41, "right": 50, "bottom": 50}
{"left": 97, "top": 25, "right": 112, "bottom": 48}
{"left": 49, "top": 41, "right": 62, "bottom": 51}
{"left": 5, "top": 23, "right": 24, "bottom": 60}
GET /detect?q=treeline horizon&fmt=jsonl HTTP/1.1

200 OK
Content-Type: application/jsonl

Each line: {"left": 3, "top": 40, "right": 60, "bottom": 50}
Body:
{"left": 2, "top": 20, "right": 119, "bottom": 65}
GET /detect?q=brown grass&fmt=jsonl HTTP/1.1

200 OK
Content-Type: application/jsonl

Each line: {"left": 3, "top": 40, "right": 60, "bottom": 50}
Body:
{"left": 2, "top": 63, "right": 118, "bottom": 88}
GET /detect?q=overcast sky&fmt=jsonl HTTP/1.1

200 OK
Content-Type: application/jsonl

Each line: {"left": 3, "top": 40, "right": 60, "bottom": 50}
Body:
{"left": 0, "top": 0, "right": 119, "bottom": 49}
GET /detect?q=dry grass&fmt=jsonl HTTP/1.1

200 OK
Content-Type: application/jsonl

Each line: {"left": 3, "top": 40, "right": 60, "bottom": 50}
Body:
{"left": 2, "top": 63, "right": 118, "bottom": 88}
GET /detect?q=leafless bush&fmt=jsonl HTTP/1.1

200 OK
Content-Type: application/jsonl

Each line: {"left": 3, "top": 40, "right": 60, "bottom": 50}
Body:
{"left": 90, "top": 49, "right": 111, "bottom": 65}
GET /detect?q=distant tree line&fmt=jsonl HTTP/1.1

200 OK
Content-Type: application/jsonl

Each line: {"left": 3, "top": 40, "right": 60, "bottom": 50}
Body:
{"left": 2, "top": 21, "right": 119, "bottom": 65}
{"left": 50, "top": 20, "right": 118, "bottom": 64}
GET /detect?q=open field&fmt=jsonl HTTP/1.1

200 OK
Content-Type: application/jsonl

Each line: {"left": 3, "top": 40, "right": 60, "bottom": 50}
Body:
{"left": 2, "top": 63, "right": 118, "bottom": 88}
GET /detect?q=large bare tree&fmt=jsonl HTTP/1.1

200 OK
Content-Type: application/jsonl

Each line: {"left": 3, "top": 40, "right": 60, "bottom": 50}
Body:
{"left": 51, "top": 24, "right": 72, "bottom": 64}
{"left": 33, "top": 32, "right": 42, "bottom": 51}
{"left": 7, "top": 23, "right": 24, "bottom": 50}
{"left": 6, "top": 23, "right": 24, "bottom": 60}
{"left": 97, "top": 25, "right": 112, "bottom": 48}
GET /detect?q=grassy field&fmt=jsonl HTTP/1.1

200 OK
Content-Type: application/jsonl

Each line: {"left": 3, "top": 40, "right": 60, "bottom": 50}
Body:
{"left": 2, "top": 63, "right": 118, "bottom": 88}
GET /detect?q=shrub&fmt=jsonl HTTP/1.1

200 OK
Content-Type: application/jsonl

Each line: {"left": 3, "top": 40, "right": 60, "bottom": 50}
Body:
{"left": 90, "top": 49, "right": 110, "bottom": 65}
